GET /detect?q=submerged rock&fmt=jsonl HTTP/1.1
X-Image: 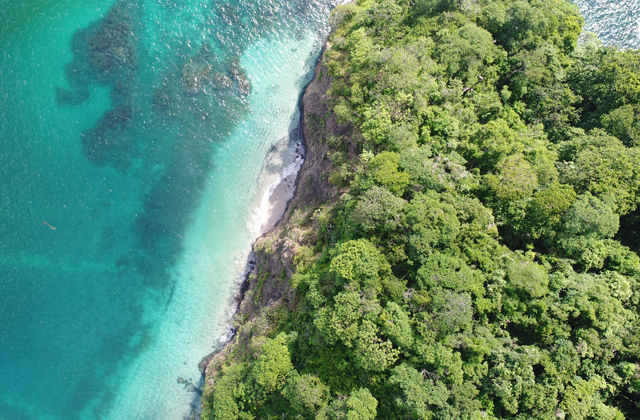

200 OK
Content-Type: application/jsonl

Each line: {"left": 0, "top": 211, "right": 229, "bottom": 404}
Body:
{"left": 56, "top": 0, "right": 139, "bottom": 108}
{"left": 177, "top": 377, "right": 201, "bottom": 394}
{"left": 86, "top": 1, "right": 138, "bottom": 77}
{"left": 181, "top": 42, "right": 215, "bottom": 96}
{"left": 228, "top": 58, "right": 251, "bottom": 96}
{"left": 213, "top": 73, "right": 233, "bottom": 90}
{"left": 181, "top": 60, "right": 212, "bottom": 96}
{"left": 152, "top": 89, "right": 172, "bottom": 114}
{"left": 81, "top": 104, "right": 134, "bottom": 172}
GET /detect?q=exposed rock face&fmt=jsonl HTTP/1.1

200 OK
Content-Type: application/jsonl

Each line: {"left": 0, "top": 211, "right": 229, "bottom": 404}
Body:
{"left": 200, "top": 44, "right": 354, "bottom": 380}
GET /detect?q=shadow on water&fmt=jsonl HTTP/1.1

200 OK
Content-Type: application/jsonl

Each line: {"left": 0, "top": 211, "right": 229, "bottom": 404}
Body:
{"left": 52, "top": 0, "right": 338, "bottom": 417}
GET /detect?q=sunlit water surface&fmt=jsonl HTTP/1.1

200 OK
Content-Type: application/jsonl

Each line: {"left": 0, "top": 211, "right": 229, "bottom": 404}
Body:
{"left": 0, "top": 0, "right": 335, "bottom": 418}
{"left": 575, "top": 0, "right": 640, "bottom": 49}
{"left": 2, "top": 1, "right": 633, "bottom": 419}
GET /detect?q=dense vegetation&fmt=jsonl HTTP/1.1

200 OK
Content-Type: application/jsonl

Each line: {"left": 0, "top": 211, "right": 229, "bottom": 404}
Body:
{"left": 201, "top": 0, "right": 640, "bottom": 418}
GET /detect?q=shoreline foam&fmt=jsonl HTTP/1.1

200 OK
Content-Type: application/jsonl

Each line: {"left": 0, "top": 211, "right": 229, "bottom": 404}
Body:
{"left": 192, "top": 41, "right": 326, "bottom": 420}
{"left": 252, "top": 138, "right": 305, "bottom": 235}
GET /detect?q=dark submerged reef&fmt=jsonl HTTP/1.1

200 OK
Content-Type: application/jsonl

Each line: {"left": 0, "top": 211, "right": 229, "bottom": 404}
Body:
{"left": 54, "top": 0, "right": 336, "bottom": 416}
{"left": 81, "top": 103, "right": 135, "bottom": 171}
{"left": 57, "top": 0, "right": 330, "bottom": 288}
{"left": 57, "top": 0, "right": 140, "bottom": 107}
{"left": 201, "top": 0, "right": 640, "bottom": 419}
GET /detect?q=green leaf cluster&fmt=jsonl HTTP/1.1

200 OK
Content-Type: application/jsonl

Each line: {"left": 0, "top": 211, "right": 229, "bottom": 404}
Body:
{"left": 202, "top": 0, "right": 640, "bottom": 418}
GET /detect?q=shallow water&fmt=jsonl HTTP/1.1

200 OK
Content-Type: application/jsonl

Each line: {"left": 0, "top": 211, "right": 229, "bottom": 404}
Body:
{"left": 1, "top": 1, "right": 632, "bottom": 419}
{"left": 0, "top": 0, "right": 334, "bottom": 418}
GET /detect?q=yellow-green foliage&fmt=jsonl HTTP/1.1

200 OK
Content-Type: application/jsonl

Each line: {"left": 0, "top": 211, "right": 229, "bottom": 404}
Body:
{"left": 202, "top": 0, "right": 640, "bottom": 418}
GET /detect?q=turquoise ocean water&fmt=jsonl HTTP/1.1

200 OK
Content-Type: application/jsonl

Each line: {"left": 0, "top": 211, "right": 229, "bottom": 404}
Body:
{"left": 0, "top": 0, "right": 335, "bottom": 418}
{"left": 1, "top": 1, "right": 634, "bottom": 419}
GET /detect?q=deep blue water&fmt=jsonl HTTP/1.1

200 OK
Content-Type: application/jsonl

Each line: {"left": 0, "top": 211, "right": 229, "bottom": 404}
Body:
{"left": 0, "top": 0, "right": 334, "bottom": 418}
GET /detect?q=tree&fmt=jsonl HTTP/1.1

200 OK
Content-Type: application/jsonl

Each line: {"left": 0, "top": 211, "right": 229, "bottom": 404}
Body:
{"left": 560, "top": 193, "right": 619, "bottom": 240}
{"left": 284, "top": 373, "right": 329, "bottom": 416}
{"left": 498, "top": 1, "right": 550, "bottom": 52}
{"left": 388, "top": 363, "right": 450, "bottom": 419}
{"left": 416, "top": 251, "right": 482, "bottom": 295}
{"left": 251, "top": 333, "right": 294, "bottom": 394}
{"left": 362, "top": 106, "right": 393, "bottom": 149}
{"left": 319, "top": 388, "right": 378, "bottom": 420}
{"left": 601, "top": 104, "right": 640, "bottom": 147}
{"left": 354, "top": 319, "right": 400, "bottom": 372}
{"left": 486, "top": 154, "right": 538, "bottom": 202}
{"left": 330, "top": 239, "right": 391, "bottom": 290}
{"left": 399, "top": 147, "right": 471, "bottom": 192}
{"left": 314, "top": 290, "right": 372, "bottom": 347}
{"left": 380, "top": 302, "right": 414, "bottom": 350}
{"left": 368, "top": 151, "right": 411, "bottom": 195}
{"left": 486, "top": 346, "right": 542, "bottom": 416}
{"left": 435, "top": 22, "right": 503, "bottom": 84}
{"left": 525, "top": 83, "right": 581, "bottom": 141}
{"left": 429, "top": 288, "right": 473, "bottom": 336}
{"left": 403, "top": 190, "right": 461, "bottom": 263}
{"left": 210, "top": 363, "right": 251, "bottom": 420}
{"left": 527, "top": 183, "right": 577, "bottom": 239}
{"left": 558, "top": 132, "right": 640, "bottom": 214}
{"left": 506, "top": 259, "right": 549, "bottom": 299}
{"left": 351, "top": 186, "right": 405, "bottom": 232}
{"left": 462, "top": 119, "right": 522, "bottom": 171}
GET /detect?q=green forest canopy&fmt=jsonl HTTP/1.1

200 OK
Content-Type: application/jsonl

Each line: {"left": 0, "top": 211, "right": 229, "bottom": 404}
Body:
{"left": 201, "top": 0, "right": 640, "bottom": 418}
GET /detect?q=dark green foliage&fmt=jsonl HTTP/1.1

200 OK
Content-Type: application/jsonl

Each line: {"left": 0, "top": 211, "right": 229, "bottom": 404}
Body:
{"left": 560, "top": 193, "right": 619, "bottom": 240}
{"left": 284, "top": 373, "right": 329, "bottom": 416}
{"left": 202, "top": 0, "right": 640, "bottom": 418}
{"left": 558, "top": 132, "right": 640, "bottom": 214}
{"left": 329, "top": 239, "right": 391, "bottom": 290}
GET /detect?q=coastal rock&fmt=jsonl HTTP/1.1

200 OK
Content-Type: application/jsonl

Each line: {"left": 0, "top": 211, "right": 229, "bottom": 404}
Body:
{"left": 198, "top": 351, "right": 218, "bottom": 373}
{"left": 202, "top": 43, "right": 350, "bottom": 386}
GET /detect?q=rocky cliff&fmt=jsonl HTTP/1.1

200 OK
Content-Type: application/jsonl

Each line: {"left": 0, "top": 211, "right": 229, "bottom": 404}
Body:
{"left": 199, "top": 42, "right": 350, "bottom": 391}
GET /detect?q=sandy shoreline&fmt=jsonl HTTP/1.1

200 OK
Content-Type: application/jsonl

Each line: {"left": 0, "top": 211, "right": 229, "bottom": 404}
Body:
{"left": 194, "top": 38, "right": 324, "bottom": 419}
{"left": 263, "top": 172, "right": 298, "bottom": 230}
